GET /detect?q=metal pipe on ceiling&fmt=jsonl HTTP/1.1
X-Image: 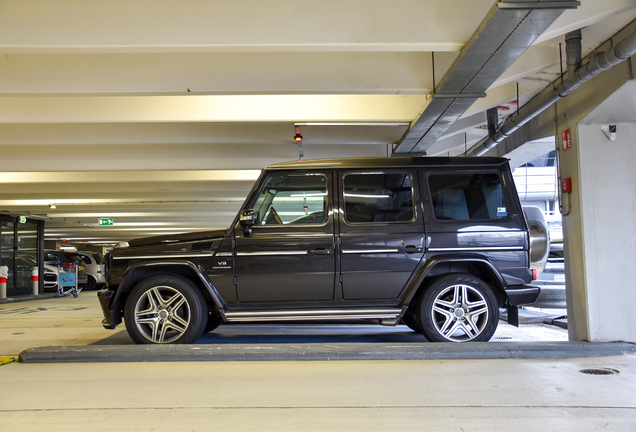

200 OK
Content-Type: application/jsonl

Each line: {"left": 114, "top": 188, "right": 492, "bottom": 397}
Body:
{"left": 565, "top": 30, "right": 582, "bottom": 79}
{"left": 465, "top": 26, "right": 636, "bottom": 157}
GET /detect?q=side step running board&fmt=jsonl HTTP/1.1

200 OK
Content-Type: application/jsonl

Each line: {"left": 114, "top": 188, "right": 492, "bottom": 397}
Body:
{"left": 224, "top": 308, "right": 406, "bottom": 326}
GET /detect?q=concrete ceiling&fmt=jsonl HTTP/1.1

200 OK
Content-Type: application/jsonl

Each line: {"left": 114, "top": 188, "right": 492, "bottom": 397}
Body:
{"left": 1, "top": 0, "right": 636, "bottom": 246}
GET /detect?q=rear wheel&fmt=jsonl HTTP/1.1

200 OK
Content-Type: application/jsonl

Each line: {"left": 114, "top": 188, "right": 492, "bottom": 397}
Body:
{"left": 417, "top": 274, "right": 498, "bottom": 342}
{"left": 82, "top": 275, "right": 96, "bottom": 291}
{"left": 124, "top": 275, "right": 208, "bottom": 344}
{"left": 402, "top": 314, "right": 422, "bottom": 333}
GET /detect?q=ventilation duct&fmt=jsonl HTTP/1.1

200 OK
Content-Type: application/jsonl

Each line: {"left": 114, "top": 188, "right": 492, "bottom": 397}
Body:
{"left": 466, "top": 26, "right": 636, "bottom": 157}
{"left": 392, "top": 0, "right": 578, "bottom": 156}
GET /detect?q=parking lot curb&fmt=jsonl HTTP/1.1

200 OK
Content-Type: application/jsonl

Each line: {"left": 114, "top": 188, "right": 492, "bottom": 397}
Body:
{"left": 18, "top": 341, "right": 636, "bottom": 363}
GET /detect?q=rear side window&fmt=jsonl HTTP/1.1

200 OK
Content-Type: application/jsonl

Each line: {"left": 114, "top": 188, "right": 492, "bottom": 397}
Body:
{"left": 428, "top": 173, "right": 509, "bottom": 221}
{"left": 93, "top": 254, "right": 105, "bottom": 264}
{"left": 343, "top": 172, "right": 414, "bottom": 223}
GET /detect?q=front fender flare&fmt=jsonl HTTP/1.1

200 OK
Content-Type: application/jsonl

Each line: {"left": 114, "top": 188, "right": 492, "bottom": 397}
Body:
{"left": 110, "top": 260, "right": 227, "bottom": 328}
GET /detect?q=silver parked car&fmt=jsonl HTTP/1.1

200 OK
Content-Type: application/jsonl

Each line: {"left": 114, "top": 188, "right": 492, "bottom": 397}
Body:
{"left": 77, "top": 251, "right": 106, "bottom": 291}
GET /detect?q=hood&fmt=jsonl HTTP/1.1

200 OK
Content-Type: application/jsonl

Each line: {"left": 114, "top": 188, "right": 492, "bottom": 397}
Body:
{"left": 124, "top": 230, "right": 227, "bottom": 248}
{"left": 43, "top": 264, "right": 58, "bottom": 273}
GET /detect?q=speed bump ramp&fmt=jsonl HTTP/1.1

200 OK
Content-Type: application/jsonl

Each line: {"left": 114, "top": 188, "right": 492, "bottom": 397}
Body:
{"left": 0, "top": 357, "right": 15, "bottom": 366}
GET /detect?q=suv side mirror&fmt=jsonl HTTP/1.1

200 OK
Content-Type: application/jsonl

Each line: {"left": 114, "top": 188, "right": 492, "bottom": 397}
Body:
{"left": 239, "top": 209, "right": 255, "bottom": 236}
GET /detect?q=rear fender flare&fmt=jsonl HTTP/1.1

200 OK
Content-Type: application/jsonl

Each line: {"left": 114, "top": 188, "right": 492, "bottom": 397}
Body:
{"left": 399, "top": 254, "right": 508, "bottom": 307}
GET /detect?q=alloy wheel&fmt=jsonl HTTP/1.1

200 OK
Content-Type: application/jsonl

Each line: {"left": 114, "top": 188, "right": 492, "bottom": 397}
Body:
{"left": 430, "top": 283, "right": 489, "bottom": 342}
{"left": 134, "top": 286, "right": 191, "bottom": 343}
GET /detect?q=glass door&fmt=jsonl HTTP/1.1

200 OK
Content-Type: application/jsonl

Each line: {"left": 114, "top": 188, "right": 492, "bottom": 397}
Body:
{"left": 1, "top": 219, "right": 15, "bottom": 291}
{"left": 1, "top": 216, "right": 43, "bottom": 296}
{"left": 17, "top": 221, "right": 39, "bottom": 292}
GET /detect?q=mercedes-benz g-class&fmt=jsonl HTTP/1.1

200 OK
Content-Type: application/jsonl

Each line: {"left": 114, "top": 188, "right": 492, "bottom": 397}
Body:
{"left": 99, "top": 157, "right": 548, "bottom": 344}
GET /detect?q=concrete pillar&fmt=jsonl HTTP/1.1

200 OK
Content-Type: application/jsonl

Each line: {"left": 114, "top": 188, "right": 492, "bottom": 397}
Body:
{"left": 559, "top": 89, "right": 636, "bottom": 343}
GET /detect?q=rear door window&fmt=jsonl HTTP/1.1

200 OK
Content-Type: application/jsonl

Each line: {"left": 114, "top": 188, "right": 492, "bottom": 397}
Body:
{"left": 343, "top": 172, "right": 414, "bottom": 223}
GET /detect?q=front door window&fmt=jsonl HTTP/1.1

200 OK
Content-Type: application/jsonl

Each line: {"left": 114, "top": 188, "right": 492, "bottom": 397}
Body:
{"left": 252, "top": 174, "right": 328, "bottom": 226}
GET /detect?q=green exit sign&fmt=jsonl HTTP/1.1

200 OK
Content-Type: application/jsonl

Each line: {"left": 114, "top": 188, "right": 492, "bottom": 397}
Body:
{"left": 98, "top": 218, "right": 114, "bottom": 226}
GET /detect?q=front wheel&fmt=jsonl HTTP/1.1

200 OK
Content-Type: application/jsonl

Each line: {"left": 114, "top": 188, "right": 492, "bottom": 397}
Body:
{"left": 124, "top": 275, "right": 208, "bottom": 344}
{"left": 203, "top": 311, "right": 223, "bottom": 333}
{"left": 417, "top": 274, "right": 499, "bottom": 342}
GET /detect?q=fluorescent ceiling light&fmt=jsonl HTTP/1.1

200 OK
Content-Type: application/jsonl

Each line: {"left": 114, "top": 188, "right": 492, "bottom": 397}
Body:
{"left": 0, "top": 199, "right": 246, "bottom": 206}
{"left": 294, "top": 122, "right": 410, "bottom": 126}
{"left": 344, "top": 193, "right": 390, "bottom": 198}
{"left": 0, "top": 170, "right": 261, "bottom": 184}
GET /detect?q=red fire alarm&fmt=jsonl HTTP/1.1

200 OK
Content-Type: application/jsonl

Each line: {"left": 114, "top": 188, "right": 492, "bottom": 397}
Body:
{"left": 561, "top": 178, "right": 572, "bottom": 194}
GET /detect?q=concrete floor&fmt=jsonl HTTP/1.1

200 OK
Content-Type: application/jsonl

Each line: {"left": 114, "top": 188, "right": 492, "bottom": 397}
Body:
{"left": 1, "top": 292, "right": 635, "bottom": 431}
{"left": 0, "top": 291, "right": 569, "bottom": 357}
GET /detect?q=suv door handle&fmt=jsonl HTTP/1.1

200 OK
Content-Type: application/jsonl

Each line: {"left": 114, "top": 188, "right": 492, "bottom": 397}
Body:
{"left": 310, "top": 248, "right": 331, "bottom": 255}
{"left": 404, "top": 245, "right": 421, "bottom": 253}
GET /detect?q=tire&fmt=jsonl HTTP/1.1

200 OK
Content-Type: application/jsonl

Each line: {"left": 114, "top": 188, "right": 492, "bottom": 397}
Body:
{"left": 124, "top": 275, "right": 208, "bottom": 344}
{"left": 203, "top": 311, "right": 222, "bottom": 333}
{"left": 82, "top": 276, "right": 96, "bottom": 291}
{"left": 417, "top": 274, "right": 499, "bottom": 343}
{"left": 402, "top": 314, "right": 423, "bottom": 333}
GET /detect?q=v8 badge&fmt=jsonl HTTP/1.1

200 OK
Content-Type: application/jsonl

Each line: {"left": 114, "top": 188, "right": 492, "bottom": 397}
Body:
{"left": 212, "top": 260, "right": 231, "bottom": 270}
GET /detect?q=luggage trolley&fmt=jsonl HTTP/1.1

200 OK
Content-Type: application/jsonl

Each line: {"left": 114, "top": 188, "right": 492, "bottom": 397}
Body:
{"left": 57, "top": 261, "right": 82, "bottom": 298}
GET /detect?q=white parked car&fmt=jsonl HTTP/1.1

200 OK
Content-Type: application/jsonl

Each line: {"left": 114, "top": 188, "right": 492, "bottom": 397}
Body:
{"left": 43, "top": 264, "right": 59, "bottom": 291}
{"left": 77, "top": 251, "right": 106, "bottom": 291}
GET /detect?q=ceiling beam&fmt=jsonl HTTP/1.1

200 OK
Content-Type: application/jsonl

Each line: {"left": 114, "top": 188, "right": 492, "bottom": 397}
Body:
{"left": 0, "top": 94, "right": 427, "bottom": 124}
{"left": 0, "top": 0, "right": 490, "bottom": 53}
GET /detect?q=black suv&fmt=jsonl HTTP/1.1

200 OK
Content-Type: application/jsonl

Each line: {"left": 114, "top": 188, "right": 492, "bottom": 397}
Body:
{"left": 99, "top": 157, "right": 548, "bottom": 344}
